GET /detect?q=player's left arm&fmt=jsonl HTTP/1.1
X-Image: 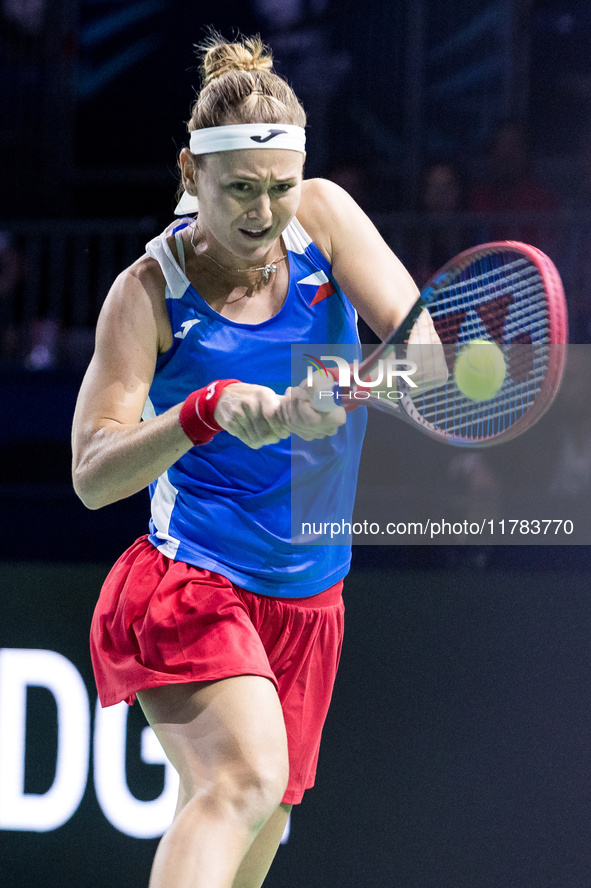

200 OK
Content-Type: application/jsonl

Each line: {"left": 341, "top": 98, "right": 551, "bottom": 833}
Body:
{"left": 298, "top": 178, "right": 418, "bottom": 339}
{"left": 297, "top": 179, "right": 447, "bottom": 393}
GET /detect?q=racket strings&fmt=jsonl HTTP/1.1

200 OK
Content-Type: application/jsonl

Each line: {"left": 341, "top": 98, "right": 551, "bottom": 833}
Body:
{"left": 413, "top": 353, "right": 549, "bottom": 437}
{"left": 410, "top": 252, "right": 553, "bottom": 441}
{"left": 415, "top": 372, "right": 547, "bottom": 434}
{"left": 430, "top": 259, "right": 548, "bottom": 345}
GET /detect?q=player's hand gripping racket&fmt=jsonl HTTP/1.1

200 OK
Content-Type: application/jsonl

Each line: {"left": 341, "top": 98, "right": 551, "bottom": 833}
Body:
{"left": 312, "top": 241, "right": 567, "bottom": 446}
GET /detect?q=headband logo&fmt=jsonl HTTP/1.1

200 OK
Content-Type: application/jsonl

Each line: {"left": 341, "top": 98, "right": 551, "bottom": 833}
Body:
{"left": 250, "top": 128, "right": 288, "bottom": 143}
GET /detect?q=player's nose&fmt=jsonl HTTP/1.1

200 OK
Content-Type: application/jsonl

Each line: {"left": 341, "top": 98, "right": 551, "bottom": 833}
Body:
{"left": 246, "top": 192, "right": 272, "bottom": 222}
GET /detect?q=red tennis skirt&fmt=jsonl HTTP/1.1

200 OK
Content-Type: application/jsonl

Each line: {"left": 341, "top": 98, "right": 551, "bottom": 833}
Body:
{"left": 90, "top": 535, "right": 345, "bottom": 804}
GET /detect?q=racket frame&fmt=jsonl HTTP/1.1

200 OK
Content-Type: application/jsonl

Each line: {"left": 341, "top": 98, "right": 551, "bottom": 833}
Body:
{"left": 342, "top": 241, "right": 568, "bottom": 446}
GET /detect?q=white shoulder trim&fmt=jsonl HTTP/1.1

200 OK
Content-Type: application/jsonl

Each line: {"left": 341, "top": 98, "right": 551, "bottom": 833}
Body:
{"left": 145, "top": 220, "right": 191, "bottom": 300}
{"left": 283, "top": 216, "right": 313, "bottom": 255}
{"left": 175, "top": 229, "right": 187, "bottom": 273}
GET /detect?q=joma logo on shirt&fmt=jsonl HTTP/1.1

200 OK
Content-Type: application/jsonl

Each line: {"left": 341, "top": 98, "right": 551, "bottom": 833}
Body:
{"left": 174, "top": 319, "right": 201, "bottom": 339}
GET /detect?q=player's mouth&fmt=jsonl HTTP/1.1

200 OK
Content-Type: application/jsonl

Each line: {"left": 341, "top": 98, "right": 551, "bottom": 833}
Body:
{"left": 239, "top": 227, "right": 272, "bottom": 240}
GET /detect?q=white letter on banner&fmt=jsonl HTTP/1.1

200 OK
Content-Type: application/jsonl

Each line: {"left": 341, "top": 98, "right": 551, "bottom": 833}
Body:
{"left": 93, "top": 700, "right": 179, "bottom": 838}
{"left": 319, "top": 355, "right": 351, "bottom": 387}
{"left": 0, "top": 649, "right": 90, "bottom": 831}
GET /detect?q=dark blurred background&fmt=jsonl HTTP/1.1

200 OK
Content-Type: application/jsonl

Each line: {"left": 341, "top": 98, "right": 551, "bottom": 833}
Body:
{"left": 2, "top": 1, "right": 591, "bottom": 886}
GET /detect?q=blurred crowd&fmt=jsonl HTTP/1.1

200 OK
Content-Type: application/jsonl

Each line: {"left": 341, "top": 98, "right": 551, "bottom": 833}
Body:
{"left": 333, "top": 118, "right": 591, "bottom": 346}
{"left": 1, "top": 0, "right": 590, "bottom": 366}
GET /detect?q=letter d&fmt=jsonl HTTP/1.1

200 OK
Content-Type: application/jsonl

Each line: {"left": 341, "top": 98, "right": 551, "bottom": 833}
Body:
{"left": 0, "top": 649, "right": 90, "bottom": 831}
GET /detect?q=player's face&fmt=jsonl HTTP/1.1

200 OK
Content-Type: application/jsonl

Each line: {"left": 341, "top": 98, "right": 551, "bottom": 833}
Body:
{"left": 193, "top": 149, "right": 304, "bottom": 265}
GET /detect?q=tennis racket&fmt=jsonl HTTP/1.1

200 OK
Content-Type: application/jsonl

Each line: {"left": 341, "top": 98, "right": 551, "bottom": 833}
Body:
{"left": 311, "top": 241, "right": 567, "bottom": 446}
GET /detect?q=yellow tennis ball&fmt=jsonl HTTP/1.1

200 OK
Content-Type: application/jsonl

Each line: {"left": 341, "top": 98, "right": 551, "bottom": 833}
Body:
{"left": 454, "top": 340, "right": 506, "bottom": 401}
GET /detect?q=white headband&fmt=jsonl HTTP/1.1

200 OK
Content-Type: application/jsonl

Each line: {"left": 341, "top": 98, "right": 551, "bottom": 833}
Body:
{"left": 190, "top": 123, "right": 306, "bottom": 154}
{"left": 175, "top": 123, "right": 306, "bottom": 215}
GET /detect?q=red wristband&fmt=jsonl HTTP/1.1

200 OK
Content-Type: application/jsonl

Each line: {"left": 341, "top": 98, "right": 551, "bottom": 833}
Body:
{"left": 179, "top": 379, "right": 241, "bottom": 445}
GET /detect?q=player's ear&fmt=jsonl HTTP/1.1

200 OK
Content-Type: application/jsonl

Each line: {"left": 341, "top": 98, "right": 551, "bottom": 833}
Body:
{"left": 180, "top": 148, "right": 199, "bottom": 196}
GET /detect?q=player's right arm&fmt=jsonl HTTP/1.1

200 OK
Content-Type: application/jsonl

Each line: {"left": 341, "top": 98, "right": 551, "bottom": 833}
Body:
{"left": 71, "top": 259, "right": 196, "bottom": 509}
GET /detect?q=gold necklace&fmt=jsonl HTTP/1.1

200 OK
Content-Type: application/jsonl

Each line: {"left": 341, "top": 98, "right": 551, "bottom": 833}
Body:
{"left": 190, "top": 223, "right": 286, "bottom": 283}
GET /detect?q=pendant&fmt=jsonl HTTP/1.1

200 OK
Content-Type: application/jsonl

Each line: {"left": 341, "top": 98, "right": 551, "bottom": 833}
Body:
{"left": 262, "top": 263, "right": 277, "bottom": 283}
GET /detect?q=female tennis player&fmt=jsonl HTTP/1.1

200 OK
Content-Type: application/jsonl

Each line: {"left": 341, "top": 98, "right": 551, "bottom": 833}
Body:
{"left": 72, "top": 32, "right": 420, "bottom": 888}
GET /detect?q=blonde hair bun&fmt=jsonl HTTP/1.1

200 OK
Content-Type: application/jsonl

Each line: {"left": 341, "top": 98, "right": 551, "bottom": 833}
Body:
{"left": 185, "top": 31, "right": 306, "bottom": 138}
{"left": 200, "top": 34, "right": 274, "bottom": 86}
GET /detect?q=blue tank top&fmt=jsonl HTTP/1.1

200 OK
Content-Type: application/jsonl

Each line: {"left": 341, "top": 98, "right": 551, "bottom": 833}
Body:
{"left": 143, "top": 216, "right": 366, "bottom": 597}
